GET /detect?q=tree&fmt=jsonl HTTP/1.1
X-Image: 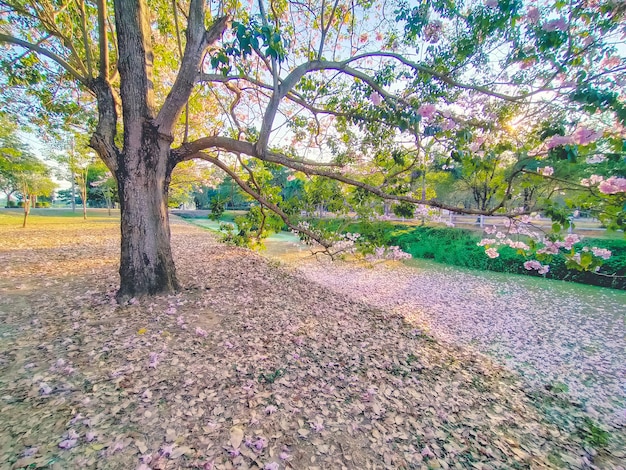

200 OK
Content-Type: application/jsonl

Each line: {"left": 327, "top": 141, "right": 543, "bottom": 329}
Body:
{"left": 0, "top": 114, "right": 22, "bottom": 206}
{"left": 6, "top": 152, "right": 55, "bottom": 226}
{"left": 0, "top": 0, "right": 624, "bottom": 299}
{"left": 51, "top": 134, "right": 97, "bottom": 218}
{"left": 168, "top": 160, "right": 214, "bottom": 208}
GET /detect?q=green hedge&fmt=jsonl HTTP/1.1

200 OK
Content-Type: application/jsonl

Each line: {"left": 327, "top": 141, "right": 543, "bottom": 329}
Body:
{"left": 312, "top": 219, "right": 626, "bottom": 290}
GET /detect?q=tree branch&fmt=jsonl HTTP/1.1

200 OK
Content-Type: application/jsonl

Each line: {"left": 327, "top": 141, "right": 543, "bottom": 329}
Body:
{"left": 154, "top": 10, "right": 229, "bottom": 137}
{"left": 0, "top": 32, "right": 87, "bottom": 85}
{"left": 96, "top": 0, "right": 109, "bottom": 80}
{"left": 76, "top": 0, "right": 94, "bottom": 78}
{"left": 193, "top": 152, "right": 332, "bottom": 248}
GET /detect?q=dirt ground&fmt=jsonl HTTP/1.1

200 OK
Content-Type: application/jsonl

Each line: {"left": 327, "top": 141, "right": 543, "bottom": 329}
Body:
{"left": 0, "top": 212, "right": 624, "bottom": 469}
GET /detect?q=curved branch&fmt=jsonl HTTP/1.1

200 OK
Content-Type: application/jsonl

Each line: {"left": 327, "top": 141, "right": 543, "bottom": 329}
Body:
{"left": 0, "top": 32, "right": 87, "bottom": 85}
{"left": 174, "top": 135, "right": 526, "bottom": 217}
{"left": 172, "top": 136, "right": 339, "bottom": 167}
{"left": 192, "top": 152, "right": 332, "bottom": 248}
{"left": 255, "top": 54, "right": 525, "bottom": 153}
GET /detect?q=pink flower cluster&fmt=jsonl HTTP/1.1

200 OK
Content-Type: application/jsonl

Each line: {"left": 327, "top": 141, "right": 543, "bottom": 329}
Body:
{"left": 485, "top": 248, "right": 499, "bottom": 258}
{"left": 542, "top": 17, "right": 567, "bottom": 32}
{"left": 537, "top": 234, "right": 581, "bottom": 255}
{"left": 598, "top": 177, "right": 626, "bottom": 194}
{"left": 423, "top": 20, "right": 443, "bottom": 43}
{"left": 524, "top": 260, "right": 550, "bottom": 274}
{"left": 537, "top": 166, "right": 554, "bottom": 176}
{"left": 546, "top": 127, "right": 602, "bottom": 149}
{"left": 417, "top": 104, "right": 436, "bottom": 119}
{"left": 370, "top": 92, "right": 383, "bottom": 106}
{"left": 586, "top": 155, "right": 606, "bottom": 164}
{"left": 580, "top": 174, "right": 604, "bottom": 186}
{"left": 526, "top": 6, "right": 540, "bottom": 23}
{"left": 591, "top": 247, "right": 612, "bottom": 259}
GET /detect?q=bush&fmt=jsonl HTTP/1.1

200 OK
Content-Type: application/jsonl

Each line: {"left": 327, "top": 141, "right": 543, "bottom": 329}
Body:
{"left": 5, "top": 200, "right": 16, "bottom": 208}
{"left": 312, "top": 219, "right": 626, "bottom": 289}
{"left": 388, "top": 226, "right": 626, "bottom": 289}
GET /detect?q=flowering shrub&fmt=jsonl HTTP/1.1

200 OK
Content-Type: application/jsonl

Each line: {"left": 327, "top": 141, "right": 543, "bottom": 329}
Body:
{"left": 388, "top": 224, "right": 626, "bottom": 289}
{"left": 364, "top": 246, "right": 412, "bottom": 263}
{"left": 477, "top": 217, "right": 612, "bottom": 275}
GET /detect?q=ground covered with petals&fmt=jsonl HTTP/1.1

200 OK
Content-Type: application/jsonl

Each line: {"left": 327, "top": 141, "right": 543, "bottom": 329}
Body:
{"left": 281, "top": 255, "right": 626, "bottom": 429}
{"left": 0, "top": 212, "right": 624, "bottom": 469}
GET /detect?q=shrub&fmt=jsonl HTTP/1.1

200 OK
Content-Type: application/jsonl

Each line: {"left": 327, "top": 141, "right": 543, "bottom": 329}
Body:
{"left": 388, "top": 226, "right": 626, "bottom": 289}
{"left": 312, "top": 219, "right": 626, "bottom": 289}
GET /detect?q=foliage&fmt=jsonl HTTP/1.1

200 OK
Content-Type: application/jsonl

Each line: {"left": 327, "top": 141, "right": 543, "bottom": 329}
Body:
{"left": 0, "top": 0, "right": 625, "bottom": 294}
{"left": 390, "top": 225, "right": 626, "bottom": 289}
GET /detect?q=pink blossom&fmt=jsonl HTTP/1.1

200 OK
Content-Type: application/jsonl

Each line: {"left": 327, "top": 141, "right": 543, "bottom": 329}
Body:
{"left": 485, "top": 225, "right": 497, "bottom": 235}
{"left": 573, "top": 127, "right": 603, "bottom": 145}
{"left": 310, "top": 421, "right": 325, "bottom": 432}
{"left": 526, "top": 6, "right": 540, "bottom": 23}
{"left": 542, "top": 17, "right": 568, "bottom": 32}
{"left": 58, "top": 439, "right": 77, "bottom": 449}
{"left": 265, "top": 405, "right": 277, "bottom": 414}
{"left": 591, "top": 247, "right": 611, "bottom": 259}
{"left": 485, "top": 0, "right": 498, "bottom": 8}
{"left": 563, "top": 234, "right": 581, "bottom": 250}
{"left": 580, "top": 174, "right": 604, "bottom": 186}
{"left": 195, "top": 327, "right": 208, "bottom": 337}
{"left": 537, "top": 166, "right": 554, "bottom": 176}
{"left": 477, "top": 238, "right": 496, "bottom": 247}
{"left": 506, "top": 240, "right": 530, "bottom": 250}
{"left": 601, "top": 56, "right": 621, "bottom": 69}
{"left": 85, "top": 432, "right": 97, "bottom": 442}
{"left": 254, "top": 437, "right": 268, "bottom": 451}
{"left": 22, "top": 447, "right": 38, "bottom": 457}
{"left": 534, "top": 263, "right": 549, "bottom": 274}
{"left": 423, "top": 20, "right": 443, "bottom": 43}
{"left": 485, "top": 248, "right": 499, "bottom": 259}
{"left": 39, "top": 383, "right": 52, "bottom": 396}
{"left": 286, "top": 175, "right": 296, "bottom": 182}
{"left": 370, "top": 92, "right": 383, "bottom": 106}
{"left": 148, "top": 352, "right": 159, "bottom": 368}
{"left": 546, "top": 135, "right": 574, "bottom": 148}
{"left": 69, "top": 413, "right": 84, "bottom": 425}
{"left": 279, "top": 451, "right": 291, "bottom": 460}
{"left": 417, "top": 104, "right": 436, "bottom": 119}
{"left": 524, "top": 260, "right": 542, "bottom": 271}
{"left": 160, "top": 444, "right": 175, "bottom": 457}
{"left": 264, "top": 463, "right": 280, "bottom": 470}
{"left": 538, "top": 242, "right": 560, "bottom": 255}
{"left": 421, "top": 446, "right": 435, "bottom": 458}
{"left": 598, "top": 177, "right": 626, "bottom": 194}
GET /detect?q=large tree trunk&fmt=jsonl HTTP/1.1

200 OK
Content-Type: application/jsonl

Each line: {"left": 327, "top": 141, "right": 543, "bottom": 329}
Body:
{"left": 115, "top": 136, "right": 179, "bottom": 300}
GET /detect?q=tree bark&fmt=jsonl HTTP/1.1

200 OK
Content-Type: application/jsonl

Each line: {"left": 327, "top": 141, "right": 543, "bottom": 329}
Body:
{"left": 115, "top": 133, "right": 179, "bottom": 300}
